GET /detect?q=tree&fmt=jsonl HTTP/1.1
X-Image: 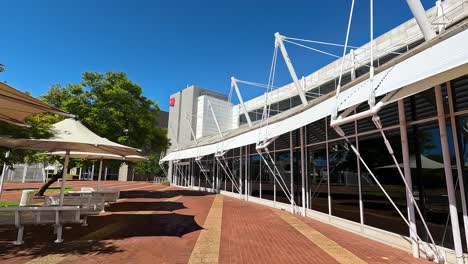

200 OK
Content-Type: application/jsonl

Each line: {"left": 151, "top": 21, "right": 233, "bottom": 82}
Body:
{"left": 41, "top": 72, "right": 169, "bottom": 177}
{"left": 1, "top": 71, "right": 168, "bottom": 195}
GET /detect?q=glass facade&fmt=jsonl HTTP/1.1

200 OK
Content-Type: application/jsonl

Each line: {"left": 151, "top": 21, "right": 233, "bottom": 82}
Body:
{"left": 172, "top": 75, "right": 468, "bottom": 253}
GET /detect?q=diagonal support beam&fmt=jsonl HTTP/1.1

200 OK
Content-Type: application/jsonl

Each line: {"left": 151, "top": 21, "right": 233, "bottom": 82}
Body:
{"left": 275, "top": 32, "right": 308, "bottom": 106}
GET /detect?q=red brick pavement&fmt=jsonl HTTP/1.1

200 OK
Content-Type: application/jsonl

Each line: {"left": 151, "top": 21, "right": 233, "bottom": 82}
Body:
{"left": 0, "top": 181, "right": 432, "bottom": 264}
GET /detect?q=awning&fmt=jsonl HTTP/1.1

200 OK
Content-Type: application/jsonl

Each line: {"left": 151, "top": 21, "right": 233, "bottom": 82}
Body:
{"left": 162, "top": 27, "right": 468, "bottom": 162}
{"left": 0, "top": 118, "right": 141, "bottom": 156}
{"left": 0, "top": 82, "right": 73, "bottom": 126}
{"left": 46, "top": 151, "right": 147, "bottom": 162}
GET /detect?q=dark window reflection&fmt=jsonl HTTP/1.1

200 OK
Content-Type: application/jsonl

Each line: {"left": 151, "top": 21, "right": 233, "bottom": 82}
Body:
{"left": 307, "top": 144, "right": 328, "bottom": 214}
{"left": 329, "top": 140, "right": 360, "bottom": 223}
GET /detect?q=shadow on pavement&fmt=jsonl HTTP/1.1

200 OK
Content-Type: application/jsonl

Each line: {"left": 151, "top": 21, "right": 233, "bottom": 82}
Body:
{"left": 106, "top": 201, "right": 186, "bottom": 212}
{"left": 120, "top": 189, "right": 212, "bottom": 199}
{"left": 0, "top": 212, "right": 203, "bottom": 261}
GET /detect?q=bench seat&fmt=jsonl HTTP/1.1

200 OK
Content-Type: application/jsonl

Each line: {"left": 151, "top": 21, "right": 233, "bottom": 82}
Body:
{"left": 0, "top": 206, "right": 81, "bottom": 244}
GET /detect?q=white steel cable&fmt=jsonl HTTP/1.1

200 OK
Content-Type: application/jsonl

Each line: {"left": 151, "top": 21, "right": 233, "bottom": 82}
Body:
{"left": 371, "top": 115, "right": 440, "bottom": 260}
{"left": 216, "top": 156, "right": 241, "bottom": 193}
{"left": 195, "top": 159, "right": 214, "bottom": 188}
{"left": 339, "top": 134, "right": 439, "bottom": 260}
{"left": 283, "top": 36, "right": 360, "bottom": 49}
{"left": 335, "top": 0, "right": 355, "bottom": 99}
{"left": 283, "top": 39, "right": 343, "bottom": 59}
{"left": 257, "top": 149, "right": 296, "bottom": 207}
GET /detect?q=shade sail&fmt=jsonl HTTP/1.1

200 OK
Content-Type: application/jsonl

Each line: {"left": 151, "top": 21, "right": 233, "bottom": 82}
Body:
{"left": 0, "top": 82, "right": 73, "bottom": 126}
{"left": 376, "top": 155, "right": 444, "bottom": 170}
{"left": 0, "top": 118, "right": 141, "bottom": 156}
{"left": 47, "top": 151, "right": 147, "bottom": 162}
{"left": 162, "top": 27, "right": 468, "bottom": 162}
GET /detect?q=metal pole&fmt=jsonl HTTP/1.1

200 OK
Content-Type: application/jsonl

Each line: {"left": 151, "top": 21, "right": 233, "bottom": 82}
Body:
{"left": 326, "top": 118, "right": 331, "bottom": 215}
{"left": 290, "top": 131, "right": 295, "bottom": 213}
{"left": 59, "top": 150, "right": 70, "bottom": 206}
{"left": 245, "top": 146, "right": 248, "bottom": 200}
{"left": 447, "top": 81, "right": 468, "bottom": 252}
{"left": 300, "top": 127, "right": 306, "bottom": 216}
{"left": 406, "top": 0, "right": 437, "bottom": 41}
{"left": 398, "top": 100, "right": 419, "bottom": 258}
{"left": 435, "top": 85, "right": 463, "bottom": 263}
{"left": 0, "top": 151, "right": 10, "bottom": 200}
{"left": 275, "top": 32, "right": 308, "bottom": 106}
{"left": 355, "top": 112, "right": 364, "bottom": 226}
{"left": 22, "top": 163, "right": 28, "bottom": 183}
{"left": 232, "top": 77, "right": 253, "bottom": 127}
{"left": 240, "top": 147, "right": 243, "bottom": 198}
{"left": 90, "top": 163, "right": 95, "bottom": 181}
{"left": 97, "top": 159, "right": 103, "bottom": 190}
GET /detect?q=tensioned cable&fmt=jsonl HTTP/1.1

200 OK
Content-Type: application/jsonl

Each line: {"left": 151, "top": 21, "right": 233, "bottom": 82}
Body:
{"left": 216, "top": 156, "right": 241, "bottom": 193}
{"left": 283, "top": 36, "right": 360, "bottom": 49}
{"left": 371, "top": 115, "right": 440, "bottom": 259}
{"left": 257, "top": 149, "right": 296, "bottom": 207}
{"left": 339, "top": 133, "right": 439, "bottom": 260}
{"left": 335, "top": 0, "right": 355, "bottom": 101}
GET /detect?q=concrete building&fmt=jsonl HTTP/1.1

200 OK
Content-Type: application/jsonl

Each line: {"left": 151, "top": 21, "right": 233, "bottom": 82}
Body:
{"left": 163, "top": 1, "right": 468, "bottom": 263}
{"left": 167, "top": 85, "right": 228, "bottom": 151}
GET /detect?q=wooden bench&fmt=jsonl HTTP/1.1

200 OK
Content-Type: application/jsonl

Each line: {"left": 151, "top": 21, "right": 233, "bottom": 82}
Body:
{"left": 45, "top": 195, "right": 105, "bottom": 226}
{"left": 0, "top": 206, "right": 81, "bottom": 244}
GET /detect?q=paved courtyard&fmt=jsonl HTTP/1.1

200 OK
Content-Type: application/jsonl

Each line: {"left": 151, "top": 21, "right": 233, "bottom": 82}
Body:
{"left": 0, "top": 181, "right": 430, "bottom": 264}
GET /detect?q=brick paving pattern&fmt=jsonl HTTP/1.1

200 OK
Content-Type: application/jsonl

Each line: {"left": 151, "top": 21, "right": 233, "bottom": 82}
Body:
{"left": 0, "top": 181, "right": 431, "bottom": 264}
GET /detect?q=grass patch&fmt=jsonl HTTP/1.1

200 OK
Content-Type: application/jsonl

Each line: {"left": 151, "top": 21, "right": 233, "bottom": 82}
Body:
{"left": 0, "top": 201, "right": 20, "bottom": 207}
{"left": 161, "top": 181, "right": 171, "bottom": 186}
{"left": 41, "top": 187, "right": 74, "bottom": 193}
{"left": 8, "top": 187, "right": 74, "bottom": 194}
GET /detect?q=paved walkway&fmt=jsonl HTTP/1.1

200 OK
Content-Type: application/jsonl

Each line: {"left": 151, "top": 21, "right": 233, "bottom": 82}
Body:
{"left": 0, "top": 181, "right": 430, "bottom": 264}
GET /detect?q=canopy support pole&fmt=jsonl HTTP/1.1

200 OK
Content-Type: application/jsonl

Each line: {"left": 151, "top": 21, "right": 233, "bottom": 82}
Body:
{"left": 435, "top": 85, "right": 463, "bottom": 263}
{"left": 231, "top": 77, "right": 253, "bottom": 127}
{"left": 275, "top": 32, "right": 308, "bottom": 106}
{"left": 97, "top": 159, "right": 103, "bottom": 190}
{"left": 447, "top": 81, "right": 468, "bottom": 253}
{"left": 59, "top": 150, "right": 70, "bottom": 206}
{"left": 398, "top": 100, "right": 419, "bottom": 258}
{"left": 0, "top": 151, "right": 10, "bottom": 200}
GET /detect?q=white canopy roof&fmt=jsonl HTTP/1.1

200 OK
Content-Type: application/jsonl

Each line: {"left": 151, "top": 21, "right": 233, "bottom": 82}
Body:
{"left": 0, "top": 82, "right": 73, "bottom": 126}
{"left": 47, "top": 151, "right": 147, "bottom": 162}
{"left": 162, "top": 27, "right": 468, "bottom": 162}
{"left": 0, "top": 118, "right": 140, "bottom": 156}
{"left": 377, "top": 155, "right": 444, "bottom": 170}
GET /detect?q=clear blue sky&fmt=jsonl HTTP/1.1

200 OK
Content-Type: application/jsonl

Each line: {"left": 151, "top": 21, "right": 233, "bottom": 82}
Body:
{"left": 1, "top": 0, "right": 434, "bottom": 111}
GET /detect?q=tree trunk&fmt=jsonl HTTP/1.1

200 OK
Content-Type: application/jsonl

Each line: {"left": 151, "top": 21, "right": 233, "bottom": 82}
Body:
{"left": 35, "top": 170, "right": 63, "bottom": 196}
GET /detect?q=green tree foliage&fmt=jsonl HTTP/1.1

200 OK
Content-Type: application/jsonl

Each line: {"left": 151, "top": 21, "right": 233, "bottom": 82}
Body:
{"left": 1, "top": 71, "right": 168, "bottom": 179}
{"left": 41, "top": 72, "right": 169, "bottom": 175}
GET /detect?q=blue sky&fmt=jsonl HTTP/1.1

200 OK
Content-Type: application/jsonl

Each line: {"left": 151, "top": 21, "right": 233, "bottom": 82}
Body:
{"left": 1, "top": 0, "right": 435, "bottom": 111}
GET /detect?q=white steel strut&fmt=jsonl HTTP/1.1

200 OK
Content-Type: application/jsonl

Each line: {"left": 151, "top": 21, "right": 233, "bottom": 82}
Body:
{"left": 275, "top": 32, "right": 308, "bottom": 106}
{"left": 231, "top": 77, "right": 253, "bottom": 127}
{"left": 184, "top": 112, "right": 214, "bottom": 189}
{"left": 206, "top": 100, "right": 243, "bottom": 194}
{"left": 329, "top": 1, "right": 442, "bottom": 261}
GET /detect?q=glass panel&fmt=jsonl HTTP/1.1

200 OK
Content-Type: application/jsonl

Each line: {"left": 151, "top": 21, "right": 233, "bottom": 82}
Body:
{"left": 408, "top": 121, "right": 457, "bottom": 250}
{"left": 329, "top": 139, "right": 360, "bottom": 223}
{"left": 359, "top": 131, "right": 408, "bottom": 236}
{"left": 274, "top": 150, "right": 292, "bottom": 205}
{"left": 307, "top": 144, "right": 329, "bottom": 214}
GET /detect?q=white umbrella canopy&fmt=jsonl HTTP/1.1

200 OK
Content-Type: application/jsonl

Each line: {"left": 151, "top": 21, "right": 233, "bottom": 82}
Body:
{"left": 47, "top": 151, "right": 147, "bottom": 162}
{"left": 376, "top": 155, "right": 444, "bottom": 170}
{"left": 0, "top": 82, "right": 73, "bottom": 126}
{"left": 47, "top": 151, "right": 147, "bottom": 189}
{"left": 0, "top": 118, "right": 141, "bottom": 204}
{"left": 0, "top": 118, "right": 141, "bottom": 156}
